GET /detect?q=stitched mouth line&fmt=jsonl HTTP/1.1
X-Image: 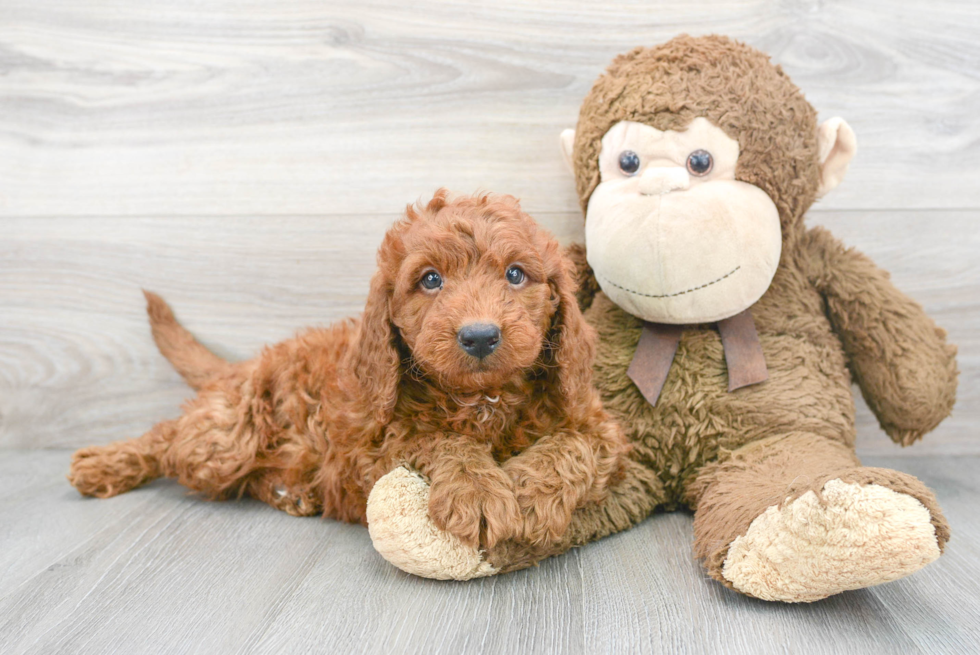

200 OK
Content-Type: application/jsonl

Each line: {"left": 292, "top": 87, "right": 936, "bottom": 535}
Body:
{"left": 596, "top": 266, "right": 741, "bottom": 299}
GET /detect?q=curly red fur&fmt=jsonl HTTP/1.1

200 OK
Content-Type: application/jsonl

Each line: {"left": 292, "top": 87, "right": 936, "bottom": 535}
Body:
{"left": 69, "top": 191, "right": 630, "bottom": 550}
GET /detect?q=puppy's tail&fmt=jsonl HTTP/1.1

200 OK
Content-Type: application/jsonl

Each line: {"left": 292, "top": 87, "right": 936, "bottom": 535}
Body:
{"left": 143, "top": 290, "right": 233, "bottom": 389}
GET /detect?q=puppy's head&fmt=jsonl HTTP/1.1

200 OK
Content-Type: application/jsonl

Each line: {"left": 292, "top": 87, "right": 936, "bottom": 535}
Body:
{"left": 348, "top": 189, "right": 595, "bottom": 423}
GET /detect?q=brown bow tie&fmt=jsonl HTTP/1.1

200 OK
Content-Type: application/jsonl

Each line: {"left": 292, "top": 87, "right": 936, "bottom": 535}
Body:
{"left": 626, "top": 308, "right": 768, "bottom": 406}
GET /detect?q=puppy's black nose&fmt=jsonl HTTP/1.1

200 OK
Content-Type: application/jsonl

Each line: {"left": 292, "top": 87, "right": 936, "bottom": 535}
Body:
{"left": 457, "top": 323, "right": 501, "bottom": 359}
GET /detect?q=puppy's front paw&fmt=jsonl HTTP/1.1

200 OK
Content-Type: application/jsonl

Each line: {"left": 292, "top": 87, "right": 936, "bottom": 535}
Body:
{"left": 481, "top": 482, "right": 524, "bottom": 548}
{"left": 512, "top": 480, "right": 576, "bottom": 547}
{"left": 428, "top": 472, "right": 521, "bottom": 549}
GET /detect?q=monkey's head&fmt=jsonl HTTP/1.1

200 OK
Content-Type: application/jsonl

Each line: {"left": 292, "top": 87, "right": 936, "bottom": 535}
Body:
{"left": 562, "top": 35, "right": 856, "bottom": 324}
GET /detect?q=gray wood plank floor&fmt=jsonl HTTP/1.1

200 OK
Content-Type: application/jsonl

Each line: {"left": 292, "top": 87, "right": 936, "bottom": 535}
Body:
{"left": 2, "top": 0, "right": 979, "bottom": 652}
{"left": 1, "top": 452, "right": 978, "bottom": 654}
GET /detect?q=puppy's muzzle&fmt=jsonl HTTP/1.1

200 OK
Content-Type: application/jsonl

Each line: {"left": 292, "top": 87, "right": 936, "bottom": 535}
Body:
{"left": 457, "top": 323, "right": 501, "bottom": 360}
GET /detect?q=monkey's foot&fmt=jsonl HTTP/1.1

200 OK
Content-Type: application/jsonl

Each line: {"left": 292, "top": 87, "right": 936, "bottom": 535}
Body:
{"left": 722, "top": 479, "right": 942, "bottom": 602}
{"left": 366, "top": 467, "right": 498, "bottom": 580}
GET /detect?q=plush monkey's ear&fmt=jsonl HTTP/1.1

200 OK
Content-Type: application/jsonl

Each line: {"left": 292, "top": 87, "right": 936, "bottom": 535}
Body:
{"left": 816, "top": 118, "right": 857, "bottom": 198}
{"left": 559, "top": 129, "right": 576, "bottom": 174}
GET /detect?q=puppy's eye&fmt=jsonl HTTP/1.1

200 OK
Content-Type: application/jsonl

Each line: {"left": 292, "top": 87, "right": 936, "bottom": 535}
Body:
{"left": 686, "top": 149, "right": 713, "bottom": 176}
{"left": 420, "top": 270, "right": 443, "bottom": 291}
{"left": 505, "top": 266, "right": 525, "bottom": 286}
{"left": 619, "top": 150, "right": 641, "bottom": 176}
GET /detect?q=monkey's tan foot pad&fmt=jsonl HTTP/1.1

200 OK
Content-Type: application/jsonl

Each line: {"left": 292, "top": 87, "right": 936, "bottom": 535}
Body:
{"left": 366, "top": 466, "right": 499, "bottom": 580}
{"left": 722, "top": 479, "right": 941, "bottom": 603}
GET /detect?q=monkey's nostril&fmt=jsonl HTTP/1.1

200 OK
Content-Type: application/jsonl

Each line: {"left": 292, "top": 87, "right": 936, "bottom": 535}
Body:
{"left": 457, "top": 323, "right": 502, "bottom": 359}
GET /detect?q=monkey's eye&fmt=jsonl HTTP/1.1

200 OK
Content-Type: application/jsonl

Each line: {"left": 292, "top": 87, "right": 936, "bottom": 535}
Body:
{"left": 618, "top": 150, "right": 641, "bottom": 176}
{"left": 686, "top": 150, "right": 713, "bottom": 176}
{"left": 505, "top": 265, "right": 526, "bottom": 286}
{"left": 420, "top": 270, "right": 443, "bottom": 291}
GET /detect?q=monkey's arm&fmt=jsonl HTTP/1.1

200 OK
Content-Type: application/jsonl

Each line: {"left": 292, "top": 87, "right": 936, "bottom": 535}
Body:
{"left": 564, "top": 243, "right": 601, "bottom": 312}
{"left": 803, "top": 227, "right": 958, "bottom": 445}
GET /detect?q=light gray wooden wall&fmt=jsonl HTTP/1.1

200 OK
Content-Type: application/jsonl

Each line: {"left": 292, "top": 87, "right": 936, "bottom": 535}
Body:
{"left": 2, "top": 0, "right": 978, "bottom": 455}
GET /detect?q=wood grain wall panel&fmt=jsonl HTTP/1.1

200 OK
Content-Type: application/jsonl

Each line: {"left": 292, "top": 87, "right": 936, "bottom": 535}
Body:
{"left": 1, "top": 0, "right": 978, "bottom": 217}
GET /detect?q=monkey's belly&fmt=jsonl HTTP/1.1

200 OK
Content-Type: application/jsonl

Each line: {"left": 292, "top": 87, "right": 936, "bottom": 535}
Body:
{"left": 588, "top": 295, "right": 857, "bottom": 503}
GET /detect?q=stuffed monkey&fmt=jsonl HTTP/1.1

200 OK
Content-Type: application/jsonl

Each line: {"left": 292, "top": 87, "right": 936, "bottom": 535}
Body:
{"left": 366, "top": 35, "right": 958, "bottom": 602}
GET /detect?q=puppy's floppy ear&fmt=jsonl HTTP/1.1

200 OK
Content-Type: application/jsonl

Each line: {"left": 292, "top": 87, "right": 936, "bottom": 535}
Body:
{"left": 542, "top": 241, "right": 598, "bottom": 416}
{"left": 564, "top": 242, "right": 601, "bottom": 313}
{"left": 347, "top": 269, "right": 401, "bottom": 425}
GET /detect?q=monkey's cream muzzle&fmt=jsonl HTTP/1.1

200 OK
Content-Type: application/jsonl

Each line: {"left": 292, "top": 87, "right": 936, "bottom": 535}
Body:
{"left": 586, "top": 178, "right": 781, "bottom": 324}
{"left": 582, "top": 119, "right": 782, "bottom": 324}
{"left": 638, "top": 166, "right": 690, "bottom": 196}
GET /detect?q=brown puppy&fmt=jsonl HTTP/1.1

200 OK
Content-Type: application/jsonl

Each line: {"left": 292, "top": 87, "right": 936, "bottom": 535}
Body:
{"left": 69, "top": 191, "right": 629, "bottom": 550}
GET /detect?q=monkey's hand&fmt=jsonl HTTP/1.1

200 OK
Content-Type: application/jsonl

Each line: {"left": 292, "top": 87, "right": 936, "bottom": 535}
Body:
{"left": 366, "top": 467, "right": 499, "bottom": 580}
{"left": 804, "top": 227, "right": 958, "bottom": 445}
